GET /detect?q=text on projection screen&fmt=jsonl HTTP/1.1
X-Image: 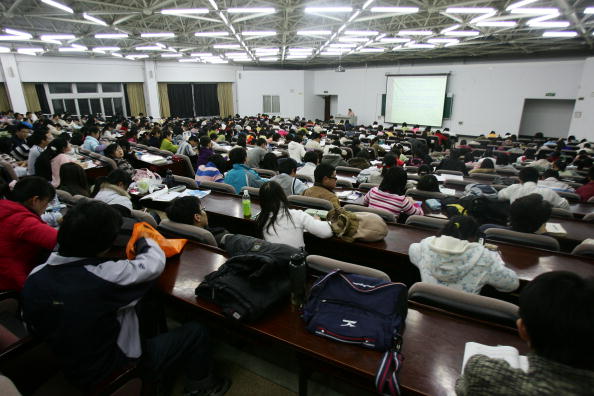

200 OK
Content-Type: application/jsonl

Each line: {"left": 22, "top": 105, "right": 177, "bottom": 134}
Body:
{"left": 385, "top": 75, "right": 448, "bottom": 126}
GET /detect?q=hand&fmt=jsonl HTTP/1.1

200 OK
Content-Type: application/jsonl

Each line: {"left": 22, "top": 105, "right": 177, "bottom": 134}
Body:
{"left": 407, "top": 196, "right": 416, "bottom": 204}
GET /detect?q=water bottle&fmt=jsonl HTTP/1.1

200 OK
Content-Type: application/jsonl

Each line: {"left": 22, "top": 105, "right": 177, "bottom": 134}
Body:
{"left": 164, "top": 169, "right": 175, "bottom": 188}
{"left": 242, "top": 189, "right": 252, "bottom": 218}
{"left": 289, "top": 249, "right": 307, "bottom": 306}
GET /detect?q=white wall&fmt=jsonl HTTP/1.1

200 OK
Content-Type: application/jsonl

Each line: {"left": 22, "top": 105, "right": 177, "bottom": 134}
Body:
{"left": 311, "top": 59, "right": 585, "bottom": 136}
{"left": 155, "top": 61, "right": 239, "bottom": 82}
{"left": 518, "top": 99, "right": 575, "bottom": 137}
{"left": 236, "top": 70, "right": 305, "bottom": 117}
{"left": 303, "top": 70, "right": 323, "bottom": 121}
{"left": 569, "top": 57, "right": 594, "bottom": 140}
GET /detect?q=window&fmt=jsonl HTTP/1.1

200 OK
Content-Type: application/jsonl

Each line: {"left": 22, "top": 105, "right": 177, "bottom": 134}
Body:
{"left": 76, "top": 83, "right": 97, "bottom": 93}
{"left": 102, "top": 83, "right": 121, "bottom": 93}
{"left": 77, "top": 99, "right": 90, "bottom": 115}
{"left": 52, "top": 99, "right": 65, "bottom": 113}
{"left": 49, "top": 83, "right": 72, "bottom": 94}
{"left": 263, "top": 95, "right": 280, "bottom": 113}
{"left": 64, "top": 99, "right": 76, "bottom": 114}
{"left": 90, "top": 98, "right": 102, "bottom": 115}
{"left": 113, "top": 97, "right": 123, "bottom": 115}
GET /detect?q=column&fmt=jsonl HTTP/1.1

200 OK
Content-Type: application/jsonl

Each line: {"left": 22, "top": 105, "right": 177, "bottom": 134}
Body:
{"left": 568, "top": 57, "right": 594, "bottom": 140}
{"left": 143, "top": 60, "right": 160, "bottom": 119}
{"left": 0, "top": 53, "right": 27, "bottom": 113}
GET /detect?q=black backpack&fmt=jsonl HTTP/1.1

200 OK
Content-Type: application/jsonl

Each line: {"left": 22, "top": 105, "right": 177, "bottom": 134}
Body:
{"left": 458, "top": 195, "right": 510, "bottom": 226}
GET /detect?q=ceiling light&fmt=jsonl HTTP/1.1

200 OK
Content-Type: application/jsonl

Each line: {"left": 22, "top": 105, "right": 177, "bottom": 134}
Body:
{"left": 4, "top": 28, "right": 32, "bottom": 38}
{"left": 344, "top": 30, "right": 379, "bottom": 36}
{"left": 398, "top": 30, "right": 433, "bottom": 35}
{"left": 41, "top": 34, "right": 75, "bottom": 40}
{"left": 329, "top": 43, "right": 357, "bottom": 48}
{"left": 140, "top": 32, "right": 175, "bottom": 38}
{"left": 542, "top": 31, "right": 578, "bottom": 37}
{"left": 285, "top": 55, "right": 308, "bottom": 59}
{"left": 160, "top": 8, "right": 208, "bottom": 14}
{"left": 161, "top": 53, "right": 183, "bottom": 57}
{"left": 288, "top": 47, "right": 313, "bottom": 52}
{"left": 41, "top": 0, "right": 73, "bottom": 13}
{"left": 370, "top": 6, "right": 418, "bottom": 13}
{"left": 17, "top": 47, "right": 44, "bottom": 55}
{"left": 305, "top": 7, "right": 353, "bottom": 13}
{"left": 427, "top": 38, "right": 460, "bottom": 44}
{"left": 135, "top": 45, "right": 163, "bottom": 50}
{"left": 126, "top": 54, "right": 150, "bottom": 60}
{"left": 476, "top": 21, "right": 518, "bottom": 27}
{"left": 469, "top": 11, "right": 497, "bottom": 24}
{"left": 443, "top": 30, "right": 480, "bottom": 36}
{"left": 528, "top": 21, "right": 570, "bottom": 28}
{"left": 83, "top": 13, "right": 107, "bottom": 25}
{"left": 213, "top": 43, "right": 241, "bottom": 49}
{"left": 506, "top": 0, "right": 538, "bottom": 11}
{"left": 93, "top": 46, "right": 119, "bottom": 51}
{"left": 241, "top": 31, "right": 276, "bottom": 36}
{"left": 259, "top": 57, "right": 278, "bottom": 61}
{"left": 179, "top": 58, "right": 201, "bottom": 62}
{"left": 95, "top": 33, "right": 128, "bottom": 39}
{"left": 0, "top": 35, "right": 29, "bottom": 41}
{"left": 339, "top": 37, "right": 369, "bottom": 42}
{"left": 204, "top": 58, "right": 228, "bottom": 63}
{"left": 59, "top": 47, "right": 87, "bottom": 52}
{"left": 191, "top": 52, "right": 213, "bottom": 57}
{"left": 585, "top": 7, "right": 594, "bottom": 14}
{"left": 440, "top": 25, "right": 461, "bottom": 34}
{"left": 297, "top": 30, "right": 332, "bottom": 35}
{"left": 195, "top": 31, "right": 229, "bottom": 37}
{"left": 227, "top": 7, "right": 275, "bottom": 13}
{"left": 0, "top": 46, "right": 9, "bottom": 53}
{"left": 509, "top": 8, "right": 559, "bottom": 14}
{"left": 380, "top": 37, "right": 411, "bottom": 43}
{"left": 320, "top": 52, "right": 342, "bottom": 56}
{"left": 445, "top": 7, "right": 495, "bottom": 13}
{"left": 358, "top": 48, "right": 385, "bottom": 53}
{"left": 112, "top": 53, "right": 123, "bottom": 57}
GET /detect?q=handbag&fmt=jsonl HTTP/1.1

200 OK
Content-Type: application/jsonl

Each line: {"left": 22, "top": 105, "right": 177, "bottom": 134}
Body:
{"left": 327, "top": 208, "right": 388, "bottom": 242}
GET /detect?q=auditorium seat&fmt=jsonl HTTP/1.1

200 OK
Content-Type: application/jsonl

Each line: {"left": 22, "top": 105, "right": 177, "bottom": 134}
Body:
{"left": 158, "top": 219, "right": 217, "bottom": 247}
{"left": 484, "top": 228, "right": 560, "bottom": 251}
{"left": 343, "top": 204, "right": 396, "bottom": 223}
{"left": 287, "top": 195, "right": 334, "bottom": 211}
{"left": 306, "top": 255, "right": 390, "bottom": 281}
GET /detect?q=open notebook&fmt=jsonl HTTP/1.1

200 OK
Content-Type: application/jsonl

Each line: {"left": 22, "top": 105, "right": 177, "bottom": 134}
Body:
{"left": 462, "top": 342, "right": 529, "bottom": 373}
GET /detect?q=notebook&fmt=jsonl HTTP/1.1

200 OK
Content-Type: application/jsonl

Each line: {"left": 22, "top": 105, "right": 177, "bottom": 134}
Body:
{"left": 545, "top": 222, "right": 567, "bottom": 236}
{"left": 462, "top": 342, "right": 529, "bottom": 373}
{"left": 305, "top": 209, "right": 329, "bottom": 220}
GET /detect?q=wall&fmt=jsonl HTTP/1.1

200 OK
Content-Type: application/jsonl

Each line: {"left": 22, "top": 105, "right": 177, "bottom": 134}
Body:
{"left": 156, "top": 62, "right": 239, "bottom": 83}
{"left": 303, "top": 70, "right": 323, "bottom": 121}
{"left": 310, "top": 59, "right": 585, "bottom": 136}
{"left": 518, "top": 99, "right": 575, "bottom": 137}
{"left": 236, "top": 70, "right": 305, "bottom": 117}
{"left": 568, "top": 57, "right": 594, "bottom": 141}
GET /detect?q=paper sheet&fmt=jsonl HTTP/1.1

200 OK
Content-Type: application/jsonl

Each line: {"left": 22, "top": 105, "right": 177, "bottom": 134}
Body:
{"left": 462, "top": 342, "right": 529, "bottom": 373}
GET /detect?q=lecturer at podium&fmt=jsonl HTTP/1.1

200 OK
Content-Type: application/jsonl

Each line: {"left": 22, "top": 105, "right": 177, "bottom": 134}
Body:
{"left": 347, "top": 108, "right": 355, "bottom": 117}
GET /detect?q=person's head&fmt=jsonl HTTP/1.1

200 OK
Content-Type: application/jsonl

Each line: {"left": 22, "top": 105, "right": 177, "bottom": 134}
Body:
{"left": 314, "top": 163, "right": 337, "bottom": 190}
{"left": 188, "top": 135, "right": 199, "bottom": 147}
{"left": 449, "top": 149, "right": 460, "bottom": 160}
{"left": 259, "top": 152, "right": 278, "bottom": 171}
{"left": 199, "top": 136, "right": 212, "bottom": 150}
{"left": 278, "top": 158, "right": 298, "bottom": 176}
{"left": 9, "top": 176, "right": 56, "bottom": 215}
{"left": 15, "top": 123, "right": 31, "bottom": 140}
{"left": 542, "top": 169, "right": 560, "bottom": 180}
{"left": 303, "top": 151, "right": 319, "bottom": 165}
{"left": 228, "top": 147, "right": 247, "bottom": 165}
{"left": 206, "top": 154, "right": 226, "bottom": 172}
{"left": 519, "top": 167, "right": 539, "bottom": 184}
{"left": 439, "top": 216, "right": 479, "bottom": 242}
{"left": 87, "top": 126, "right": 100, "bottom": 138}
{"left": 510, "top": 193, "right": 552, "bottom": 233}
{"left": 256, "top": 180, "right": 293, "bottom": 237}
{"left": 35, "top": 138, "right": 70, "bottom": 181}
{"left": 58, "top": 201, "right": 123, "bottom": 257}
{"left": 417, "top": 175, "right": 440, "bottom": 192}
{"left": 517, "top": 271, "right": 594, "bottom": 370}
{"left": 256, "top": 137, "right": 267, "bottom": 148}
{"left": 463, "top": 152, "right": 474, "bottom": 163}
{"left": 28, "top": 128, "right": 52, "bottom": 148}
{"left": 480, "top": 158, "right": 495, "bottom": 169}
{"left": 58, "top": 162, "right": 89, "bottom": 194}
{"left": 166, "top": 196, "right": 208, "bottom": 227}
{"left": 92, "top": 169, "right": 132, "bottom": 197}
{"left": 104, "top": 143, "right": 124, "bottom": 159}
{"left": 553, "top": 159, "right": 567, "bottom": 172}
{"left": 417, "top": 164, "right": 432, "bottom": 176}
{"left": 379, "top": 167, "right": 408, "bottom": 195}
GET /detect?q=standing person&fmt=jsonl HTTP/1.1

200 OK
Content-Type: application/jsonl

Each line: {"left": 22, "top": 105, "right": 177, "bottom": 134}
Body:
{"left": 257, "top": 181, "right": 333, "bottom": 248}
{"left": 27, "top": 128, "right": 53, "bottom": 175}
{"left": 0, "top": 177, "right": 58, "bottom": 290}
{"left": 303, "top": 163, "right": 340, "bottom": 209}
{"left": 34, "top": 138, "right": 74, "bottom": 187}
{"left": 363, "top": 167, "right": 423, "bottom": 218}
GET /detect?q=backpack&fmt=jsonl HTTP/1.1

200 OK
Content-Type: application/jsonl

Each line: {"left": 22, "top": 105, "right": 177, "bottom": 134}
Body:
{"left": 492, "top": 176, "right": 516, "bottom": 186}
{"left": 327, "top": 208, "right": 388, "bottom": 242}
{"left": 458, "top": 195, "right": 510, "bottom": 226}
{"left": 303, "top": 270, "right": 408, "bottom": 395}
{"left": 406, "top": 157, "right": 424, "bottom": 167}
{"left": 464, "top": 183, "right": 499, "bottom": 198}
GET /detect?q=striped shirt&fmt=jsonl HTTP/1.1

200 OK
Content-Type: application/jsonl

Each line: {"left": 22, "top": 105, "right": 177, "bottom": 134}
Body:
{"left": 363, "top": 187, "right": 423, "bottom": 218}
{"left": 195, "top": 162, "right": 224, "bottom": 184}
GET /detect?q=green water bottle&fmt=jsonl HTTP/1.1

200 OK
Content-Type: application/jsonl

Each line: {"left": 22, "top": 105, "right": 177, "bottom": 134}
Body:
{"left": 242, "top": 189, "right": 252, "bottom": 218}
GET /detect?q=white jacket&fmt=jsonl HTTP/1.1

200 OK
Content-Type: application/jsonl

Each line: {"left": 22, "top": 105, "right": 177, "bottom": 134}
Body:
{"left": 94, "top": 183, "right": 133, "bottom": 210}
{"left": 498, "top": 181, "right": 569, "bottom": 209}
{"left": 409, "top": 235, "right": 519, "bottom": 294}
{"left": 288, "top": 141, "right": 306, "bottom": 162}
{"left": 262, "top": 208, "right": 333, "bottom": 248}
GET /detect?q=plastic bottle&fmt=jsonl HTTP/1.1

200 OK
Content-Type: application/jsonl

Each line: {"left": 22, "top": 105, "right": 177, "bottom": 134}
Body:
{"left": 289, "top": 249, "right": 307, "bottom": 306}
{"left": 164, "top": 169, "right": 175, "bottom": 188}
{"left": 242, "top": 189, "right": 252, "bottom": 218}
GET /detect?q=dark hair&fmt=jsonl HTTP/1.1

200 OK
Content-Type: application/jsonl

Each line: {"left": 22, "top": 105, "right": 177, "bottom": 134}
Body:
{"left": 590, "top": 166, "right": 594, "bottom": 180}
{"left": 91, "top": 169, "right": 132, "bottom": 197}
{"left": 554, "top": 159, "right": 567, "bottom": 172}
{"left": 188, "top": 135, "right": 199, "bottom": 143}
{"left": 259, "top": 152, "right": 278, "bottom": 171}
{"left": 236, "top": 134, "right": 247, "bottom": 148}
{"left": 519, "top": 167, "right": 539, "bottom": 183}
{"left": 58, "top": 163, "right": 90, "bottom": 197}
{"left": 103, "top": 143, "right": 120, "bottom": 159}
{"left": 228, "top": 147, "right": 247, "bottom": 165}
{"left": 379, "top": 167, "right": 408, "bottom": 195}
{"left": 417, "top": 164, "right": 432, "bottom": 176}
{"left": 27, "top": 129, "right": 50, "bottom": 147}
{"left": 542, "top": 169, "right": 560, "bottom": 179}
{"left": 256, "top": 137, "right": 267, "bottom": 147}
{"left": 278, "top": 158, "right": 298, "bottom": 175}
{"left": 463, "top": 152, "right": 474, "bottom": 163}
{"left": 35, "top": 138, "right": 69, "bottom": 181}
{"left": 166, "top": 196, "right": 202, "bottom": 225}
{"left": 9, "top": 176, "right": 55, "bottom": 203}
{"left": 58, "top": 200, "right": 123, "bottom": 257}
{"left": 417, "top": 175, "right": 440, "bottom": 192}
{"left": 313, "top": 163, "right": 335, "bottom": 183}
{"left": 480, "top": 158, "right": 495, "bottom": 169}
{"left": 519, "top": 271, "right": 594, "bottom": 370}
{"left": 207, "top": 154, "right": 227, "bottom": 172}
{"left": 438, "top": 216, "right": 479, "bottom": 242}
{"left": 256, "top": 181, "right": 294, "bottom": 236}
{"left": 510, "top": 194, "right": 552, "bottom": 233}
{"left": 303, "top": 151, "right": 319, "bottom": 164}
{"left": 199, "top": 136, "right": 211, "bottom": 149}
{"left": 381, "top": 152, "right": 398, "bottom": 177}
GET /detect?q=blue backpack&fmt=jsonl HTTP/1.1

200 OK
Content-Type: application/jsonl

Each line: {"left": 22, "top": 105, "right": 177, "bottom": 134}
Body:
{"left": 303, "top": 270, "right": 408, "bottom": 395}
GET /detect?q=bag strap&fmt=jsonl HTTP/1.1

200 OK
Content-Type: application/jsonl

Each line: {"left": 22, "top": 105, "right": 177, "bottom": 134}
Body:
{"left": 375, "top": 335, "right": 404, "bottom": 396}
{"left": 335, "top": 213, "right": 350, "bottom": 238}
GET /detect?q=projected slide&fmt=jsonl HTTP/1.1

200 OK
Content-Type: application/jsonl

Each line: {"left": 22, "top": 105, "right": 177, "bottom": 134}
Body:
{"left": 385, "top": 75, "right": 448, "bottom": 126}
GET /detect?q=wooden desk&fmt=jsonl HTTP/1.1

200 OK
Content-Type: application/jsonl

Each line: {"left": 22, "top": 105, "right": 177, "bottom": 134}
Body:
{"left": 130, "top": 150, "right": 187, "bottom": 177}
{"left": 158, "top": 243, "right": 527, "bottom": 396}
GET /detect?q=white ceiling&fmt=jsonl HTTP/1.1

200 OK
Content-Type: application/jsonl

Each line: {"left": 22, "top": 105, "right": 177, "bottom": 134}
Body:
{"left": 0, "top": 0, "right": 593, "bottom": 66}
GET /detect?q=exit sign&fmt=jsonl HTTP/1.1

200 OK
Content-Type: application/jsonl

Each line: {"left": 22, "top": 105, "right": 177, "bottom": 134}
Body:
{"left": 545, "top": 92, "right": 556, "bottom": 97}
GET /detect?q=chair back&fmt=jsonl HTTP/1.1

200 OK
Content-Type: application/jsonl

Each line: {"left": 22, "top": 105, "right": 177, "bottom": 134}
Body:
{"left": 78, "top": 147, "right": 91, "bottom": 155}
{"left": 406, "top": 189, "right": 447, "bottom": 200}
{"left": 173, "top": 154, "right": 195, "bottom": 177}
{"left": 358, "top": 183, "right": 379, "bottom": 192}
{"left": 587, "top": 196, "right": 594, "bottom": 204}
{"left": 306, "top": 255, "right": 390, "bottom": 281}
{"left": 469, "top": 173, "right": 498, "bottom": 181}
{"left": 343, "top": 204, "right": 396, "bottom": 223}
{"left": 484, "top": 228, "right": 560, "bottom": 251}
{"left": 435, "top": 169, "right": 464, "bottom": 176}
{"left": 99, "top": 155, "right": 117, "bottom": 170}
{"left": 295, "top": 174, "right": 313, "bottom": 183}
{"left": 405, "top": 166, "right": 419, "bottom": 173}
{"left": 583, "top": 212, "right": 594, "bottom": 221}
{"left": 240, "top": 186, "right": 260, "bottom": 197}
{"left": 0, "top": 161, "right": 17, "bottom": 182}
{"left": 550, "top": 207, "right": 573, "bottom": 219}
{"left": 405, "top": 215, "right": 448, "bottom": 231}
{"left": 130, "top": 210, "right": 158, "bottom": 228}
{"left": 556, "top": 191, "right": 581, "bottom": 203}
{"left": 199, "top": 181, "right": 237, "bottom": 194}
{"left": 571, "top": 241, "right": 594, "bottom": 258}
{"left": 173, "top": 175, "right": 198, "bottom": 189}
{"left": 55, "top": 189, "right": 75, "bottom": 204}
{"left": 335, "top": 166, "right": 362, "bottom": 175}
{"left": 336, "top": 179, "right": 353, "bottom": 189}
{"left": 495, "top": 168, "right": 519, "bottom": 176}
{"left": 158, "top": 219, "right": 217, "bottom": 246}
{"left": 287, "top": 195, "right": 334, "bottom": 211}
{"left": 408, "top": 282, "right": 518, "bottom": 328}
{"left": 252, "top": 168, "right": 277, "bottom": 178}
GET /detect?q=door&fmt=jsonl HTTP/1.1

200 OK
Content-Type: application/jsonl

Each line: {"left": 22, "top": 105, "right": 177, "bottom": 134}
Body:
{"left": 518, "top": 99, "right": 576, "bottom": 138}
{"left": 324, "top": 95, "right": 331, "bottom": 121}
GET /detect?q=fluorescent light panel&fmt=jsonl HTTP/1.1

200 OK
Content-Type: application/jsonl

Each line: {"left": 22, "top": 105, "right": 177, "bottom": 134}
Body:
{"left": 528, "top": 21, "right": 570, "bottom": 27}
{"left": 444, "top": 30, "right": 480, "bottom": 36}
{"left": 213, "top": 44, "right": 240, "bottom": 49}
{"left": 542, "top": 31, "right": 578, "bottom": 37}
{"left": 399, "top": 30, "right": 433, "bottom": 35}
{"left": 445, "top": 7, "right": 495, "bottom": 13}
{"left": 0, "top": 46, "right": 10, "bottom": 53}
{"left": 140, "top": 32, "right": 175, "bottom": 38}
{"left": 358, "top": 48, "right": 384, "bottom": 52}
{"left": 41, "top": 34, "right": 75, "bottom": 40}
{"left": 5, "top": 28, "right": 32, "bottom": 38}
{"left": 179, "top": 58, "right": 201, "bottom": 62}
{"left": 161, "top": 8, "right": 208, "bottom": 14}
{"left": 241, "top": 31, "right": 276, "bottom": 36}
{"left": 41, "top": 0, "right": 73, "bottom": 13}
{"left": 194, "top": 32, "right": 229, "bottom": 37}
{"left": 339, "top": 37, "right": 369, "bottom": 42}
{"left": 161, "top": 53, "right": 183, "bottom": 57}
{"left": 227, "top": 7, "right": 275, "bottom": 13}
{"left": 370, "top": 7, "right": 418, "bottom": 13}
{"left": 476, "top": 21, "right": 518, "bottom": 27}
{"left": 344, "top": 30, "right": 378, "bottom": 36}
{"left": 191, "top": 52, "right": 212, "bottom": 57}
{"left": 135, "top": 45, "right": 163, "bottom": 50}
{"left": 427, "top": 38, "right": 460, "bottom": 44}
{"left": 95, "top": 33, "right": 128, "bottom": 38}
{"left": 506, "top": 0, "right": 538, "bottom": 10}
{"left": 59, "top": 47, "right": 87, "bottom": 52}
{"left": 305, "top": 7, "right": 353, "bottom": 13}
{"left": 509, "top": 8, "right": 559, "bottom": 14}
{"left": 93, "top": 46, "right": 120, "bottom": 51}
{"left": 83, "top": 13, "right": 107, "bottom": 25}
{"left": 296, "top": 30, "right": 332, "bottom": 35}
{"left": 585, "top": 7, "right": 594, "bottom": 14}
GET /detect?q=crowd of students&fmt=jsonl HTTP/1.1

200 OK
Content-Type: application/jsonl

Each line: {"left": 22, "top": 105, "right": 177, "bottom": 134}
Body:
{"left": 0, "top": 110, "right": 592, "bottom": 395}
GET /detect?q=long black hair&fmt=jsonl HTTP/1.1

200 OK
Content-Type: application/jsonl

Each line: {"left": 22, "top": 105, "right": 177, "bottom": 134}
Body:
{"left": 256, "top": 181, "right": 294, "bottom": 237}
{"left": 438, "top": 216, "right": 479, "bottom": 242}
{"left": 35, "top": 138, "right": 69, "bottom": 181}
{"left": 59, "top": 162, "right": 90, "bottom": 197}
{"left": 91, "top": 169, "right": 132, "bottom": 197}
{"left": 379, "top": 166, "right": 408, "bottom": 195}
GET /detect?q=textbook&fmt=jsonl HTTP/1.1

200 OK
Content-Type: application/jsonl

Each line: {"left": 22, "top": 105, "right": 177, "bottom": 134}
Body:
{"left": 305, "top": 209, "right": 328, "bottom": 220}
{"left": 462, "top": 342, "right": 529, "bottom": 373}
{"left": 545, "top": 223, "right": 567, "bottom": 237}
{"left": 439, "top": 187, "right": 457, "bottom": 196}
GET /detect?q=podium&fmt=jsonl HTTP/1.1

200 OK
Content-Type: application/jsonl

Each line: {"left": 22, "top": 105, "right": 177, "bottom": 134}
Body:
{"left": 334, "top": 114, "right": 357, "bottom": 125}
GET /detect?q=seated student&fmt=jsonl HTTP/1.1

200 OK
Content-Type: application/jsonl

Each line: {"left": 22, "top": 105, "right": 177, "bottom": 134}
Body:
{"left": 22, "top": 200, "right": 230, "bottom": 394}
{"left": 104, "top": 143, "right": 135, "bottom": 178}
{"left": 436, "top": 149, "right": 468, "bottom": 175}
{"left": 296, "top": 151, "right": 319, "bottom": 181}
{"left": 358, "top": 152, "right": 397, "bottom": 185}
{"left": 576, "top": 166, "right": 594, "bottom": 203}
{"left": 159, "top": 130, "right": 178, "bottom": 154}
{"left": 303, "top": 163, "right": 340, "bottom": 209}
{"left": 498, "top": 167, "right": 569, "bottom": 209}
{"left": 479, "top": 193, "right": 552, "bottom": 236}
{"left": 537, "top": 169, "right": 574, "bottom": 192}
{"left": 196, "top": 136, "right": 214, "bottom": 167}
{"left": 287, "top": 135, "right": 306, "bottom": 163}
{"left": 58, "top": 162, "right": 90, "bottom": 197}
{"left": 195, "top": 153, "right": 226, "bottom": 184}
{"left": 176, "top": 135, "right": 199, "bottom": 163}
{"left": 321, "top": 146, "right": 349, "bottom": 168}
{"left": 469, "top": 158, "right": 495, "bottom": 174}
{"left": 573, "top": 150, "right": 593, "bottom": 170}
{"left": 259, "top": 152, "right": 279, "bottom": 172}
{"left": 0, "top": 176, "right": 58, "bottom": 290}
{"left": 417, "top": 164, "right": 433, "bottom": 176}
{"left": 10, "top": 123, "right": 31, "bottom": 162}
{"left": 409, "top": 216, "right": 519, "bottom": 294}
{"left": 166, "top": 196, "right": 228, "bottom": 244}
{"left": 27, "top": 128, "right": 52, "bottom": 175}
{"left": 363, "top": 167, "right": 423, "bottom": 218}
{"left": 456, "top": 271, "right": 594, "bottom": 395}
{"left": 246, "top": 137, "right": 268, "bottom": 168}
{"left": 35, "top": 138, "right": 74, "bottom": 187}
{"left": 224, "top": 147, "right": 268, "bottom": 193}
{"left": 81, "top": 127, "right": 103, "bottom": 153}
{"left": 92, "top": 169, "right": 133, "bottom": 210}
{"left": 257, "top": 181, "right": 333, "bottom": 249}
{"left": 270, "top": 158, "right": 307, "bottom": 196}
{"left": 305, "top": 132, "right": 322, "bottom": 151}
{"left": 417, "top": 174, "right": 440, "bottom": 193}
{"left": 347, "top": 148, "right": 373, "bottom": 170}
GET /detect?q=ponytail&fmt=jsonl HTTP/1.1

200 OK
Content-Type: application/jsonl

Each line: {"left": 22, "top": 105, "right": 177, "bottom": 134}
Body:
{"left": 438, "top": 216, "right": 479, "bottom": 242}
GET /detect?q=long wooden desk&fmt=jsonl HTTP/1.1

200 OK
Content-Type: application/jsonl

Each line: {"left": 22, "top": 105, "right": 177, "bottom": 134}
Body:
{"left": 158, "top": 242, "right": 527, "bottom": 396}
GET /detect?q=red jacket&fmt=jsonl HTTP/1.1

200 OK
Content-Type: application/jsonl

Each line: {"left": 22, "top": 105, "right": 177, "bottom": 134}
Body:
{"left": 576, "top": 181, "right": 594, "bottom": 203}
{"left": 0, "top": 200, "right": 57, "bottom": 290}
